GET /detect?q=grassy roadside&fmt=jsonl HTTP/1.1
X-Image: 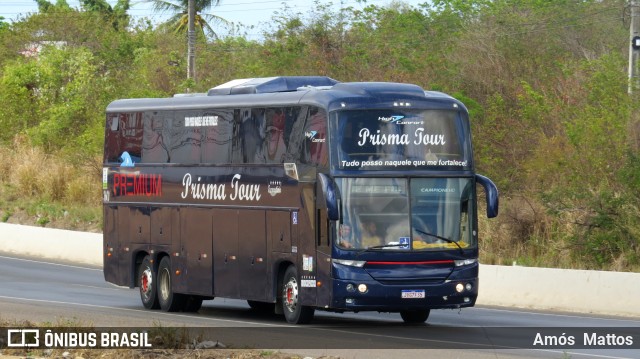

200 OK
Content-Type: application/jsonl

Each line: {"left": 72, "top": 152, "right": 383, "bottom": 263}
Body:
{"left": 0, "top": 143, "right": 102, "bottom": 233}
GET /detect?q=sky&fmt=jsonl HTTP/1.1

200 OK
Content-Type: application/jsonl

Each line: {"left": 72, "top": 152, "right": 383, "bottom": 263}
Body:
{"left": 0, "top": 0, "right": 428, "bottom": 40}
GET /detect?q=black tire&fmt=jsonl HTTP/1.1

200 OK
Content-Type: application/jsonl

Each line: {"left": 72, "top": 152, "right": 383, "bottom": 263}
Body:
{"left": 281, "top": 266, "right": 314, "bottom": 324}
{"left": 138, "top": 255, "right": 159, "bottom": 309}
{"left": 247, "top": 300, "right": 275, "bottom": 313}
{"left": 157, "top": 256, "right": 185, "bottom": 312}
{"left": 400, "top": 309, "right": 430, "bottom": 324}
{"left": 183, "top": 295, "right": 204, "bottom": 312}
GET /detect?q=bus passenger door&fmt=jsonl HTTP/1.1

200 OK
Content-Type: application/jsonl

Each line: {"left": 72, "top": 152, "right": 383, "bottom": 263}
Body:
{"left": 238, "top": 210, "right": 268, "bottom": 301}
{"left": 315, "top": 209, "right": 332, "bottom": 308}
{"left": 182, "top": 207, "right": 213, "bottom": 296}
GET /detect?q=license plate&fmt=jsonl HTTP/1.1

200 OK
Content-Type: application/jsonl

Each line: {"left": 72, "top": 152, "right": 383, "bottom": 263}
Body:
{"left": 401, "top": 290, "right": 425, "bottom": 299}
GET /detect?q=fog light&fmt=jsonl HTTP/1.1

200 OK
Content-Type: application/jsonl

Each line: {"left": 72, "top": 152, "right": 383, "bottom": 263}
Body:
{"left": 464, "top": 297, "right": 470, "bottom": 303}
{"left": 346, "top": 298, "right": 355, "bottom": 304}
{"left": 357, "top": 284, "right": 368, "bottom": 293}
{"left": 455, "top": 283, "right": 464, "bottom": 293}
{"left": 465, "top": 283, "right": 472, "bottom": 291}
{"left": 346, "top": 284, "right": 355, "bottom": 292}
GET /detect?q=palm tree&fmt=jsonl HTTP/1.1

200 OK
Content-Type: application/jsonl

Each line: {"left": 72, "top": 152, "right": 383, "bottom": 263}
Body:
{"left": 149, "top": 0, "right": 229, "bottom": 39}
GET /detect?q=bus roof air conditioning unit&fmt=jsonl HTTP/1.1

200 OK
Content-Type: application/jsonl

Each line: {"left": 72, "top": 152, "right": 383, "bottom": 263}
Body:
{"left": 207, "top": 76, "right": 339, "bottom": 96}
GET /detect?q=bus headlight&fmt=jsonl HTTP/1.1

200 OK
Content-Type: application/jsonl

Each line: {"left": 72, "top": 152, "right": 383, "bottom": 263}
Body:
{"left": 455, "top": 283, "right": 464, "bottom": 293}
{"left": 454, "top": 258, "right": 477, "bottom": 267}
{"left": 332, "top": 259, "right": 366, "bottom": 267}
{"left": 357, "top": 284, "right": 368, "bottom": 293}
{"left": 346, "top": 284, "right": 355, "bottom": 292}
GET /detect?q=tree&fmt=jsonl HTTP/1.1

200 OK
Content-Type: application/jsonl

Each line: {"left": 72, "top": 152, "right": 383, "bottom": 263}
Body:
{"left": 0, "top": 17, "right": 9, "bottom": 33}
{"left": 35, "top": 0, "right": 71, "bottom": 13}
{"left": 148, "top": 0, "right": 229, "bottom": 38}
{"left": 34, "top": 0, "right": 131, "bottom": 29}
{"left": 81, "top": 0, "right": 131, "bottom": 29}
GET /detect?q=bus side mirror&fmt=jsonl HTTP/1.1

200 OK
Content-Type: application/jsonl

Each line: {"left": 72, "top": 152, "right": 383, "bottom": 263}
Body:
{"left": 317, "top": 173, "right": 340, "bottom": 221}
{"left": 475, "top": 174, "right": 499, "bottom": 218}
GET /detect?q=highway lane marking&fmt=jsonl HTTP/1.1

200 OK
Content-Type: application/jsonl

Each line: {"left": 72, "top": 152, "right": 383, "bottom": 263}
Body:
{"left": 474, "top": 306, "right": 640, "bottom": 325}
{"left": 70, "top": 284, "right": 127, "bottom": 291}
{"left": 0, "top": 255, "right": 101, "bottom": 271}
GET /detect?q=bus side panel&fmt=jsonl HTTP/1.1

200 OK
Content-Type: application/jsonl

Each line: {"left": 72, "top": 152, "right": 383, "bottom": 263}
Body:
{"left": 295, "top": 203, "right": 317, "bottom": 307}
{"left": 116, "top": 205, "right": 132, "bottom": 286}
{"left": 170, "top": 207, "right": 187, "bottom": 293}
{"left": 268, "top": 211, "right": 291, "bottom": 253}
{"left": 130, "top": 206, "right": 150, "bottom": 245}
{"left": 212, "top": 209, "right": 239, "bottom": 298}
{"left": 129, "top": 206, "right": 152, "bottom": 289}
{"left": 103, "top": 205, "right": 121, "bottom": 285}
{"left": 150, "top": 207, "right": 172, "bottom": 246}
{"left": 182, "top": 207, "right": 214, "bottom": 296}
{"left": 238, "top": 210, "right": 268, "bottom": 301}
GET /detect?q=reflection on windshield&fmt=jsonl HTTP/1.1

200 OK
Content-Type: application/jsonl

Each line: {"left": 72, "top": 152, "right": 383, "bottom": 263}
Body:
{"left": 336, "top": 178, "right": 475, "bottom": 251}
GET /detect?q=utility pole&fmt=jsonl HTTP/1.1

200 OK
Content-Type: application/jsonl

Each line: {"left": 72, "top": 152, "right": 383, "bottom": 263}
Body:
{"left": 629, "top": 0, "right": 640, "bottom": 95}
{"left": 187, "top": 0, "right": 196, "bottom": 88}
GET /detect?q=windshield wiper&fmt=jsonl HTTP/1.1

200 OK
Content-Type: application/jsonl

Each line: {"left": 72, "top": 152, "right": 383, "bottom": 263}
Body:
{"left": 414, "top": 228, "right": 464, "bottom": 254}
{"left": 356, "top": 243, "right": 408, "bottom": 257}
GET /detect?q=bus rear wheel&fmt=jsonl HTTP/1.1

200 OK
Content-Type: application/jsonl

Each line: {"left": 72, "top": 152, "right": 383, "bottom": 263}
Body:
{"left": 138, "top": 255, "right": 159, "bottom": 309}
{"left": 157, "top": 257, "right": 185, "bottom": 312}
{"left": 400, "top": 309, "right": 430, "bottom": 324}
{"left": 281, "top": 266, "right": 314, "bottom": 324}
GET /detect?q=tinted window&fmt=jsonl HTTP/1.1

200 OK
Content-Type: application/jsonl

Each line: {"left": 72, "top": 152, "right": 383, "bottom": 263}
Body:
{"left": 104, "top": 112, "right": 143, "bottom": 164}
{"left": 142, "top": 111, "right": 169, "bottom": 163}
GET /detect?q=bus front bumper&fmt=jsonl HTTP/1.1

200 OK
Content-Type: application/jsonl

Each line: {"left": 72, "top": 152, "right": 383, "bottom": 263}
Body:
{"left": 330, "top": 277, "right": 478, "bottom": 312}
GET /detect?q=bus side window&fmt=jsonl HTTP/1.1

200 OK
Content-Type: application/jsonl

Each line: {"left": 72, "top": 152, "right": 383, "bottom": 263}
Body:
{"left": 230, "top": 109, "right": 244, "bottom": 164}
{"left": 142, "top": 111, "right": 169, "bottom": 163}
{"left": 255, "top": 107, "right": 287, "bottom": 164}
{"left": 202, "top": 109, "right": 233, "bottom": 164}
{"left": 104, "top": 112, "right": 143, "bottom": 164}
{"left": 282, "top": 106, "right": 307, "bottom": 163}
{"left": 170, "top": 110, "right": 202, "bottom": 164}
{"left": 241, "top": 108, "right": 265, "bottom": 164}
{"left": 303, "top": 107, "right": 328, "bottom": 167}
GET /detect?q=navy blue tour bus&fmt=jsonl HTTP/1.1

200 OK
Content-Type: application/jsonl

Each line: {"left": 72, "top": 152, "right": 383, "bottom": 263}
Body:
{"left": 102, "top": 76, "right": 499, "bottom": 324}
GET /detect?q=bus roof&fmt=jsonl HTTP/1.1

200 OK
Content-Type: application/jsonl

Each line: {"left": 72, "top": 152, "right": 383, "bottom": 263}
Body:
{"left": 106, "top": 76, "right": 466, "bottom": 113}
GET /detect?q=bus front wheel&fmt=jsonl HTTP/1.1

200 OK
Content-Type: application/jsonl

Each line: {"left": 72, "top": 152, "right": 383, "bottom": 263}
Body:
{"left": 157, "top": 256, "right": 185, "bottom": 312}
{"left": 138, "top": 255, "right": 159, "bottom": 309}
{"left": 400, "top": 309, "right": 430, "bottom": 324}
{"left": 281, "top": 266, "right": 314, "bottom": 324}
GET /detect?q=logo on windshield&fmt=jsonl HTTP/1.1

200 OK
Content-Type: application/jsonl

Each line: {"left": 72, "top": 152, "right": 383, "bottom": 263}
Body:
{"left": 305, "top": 131, "right": 325, "bottom": 143}
{"left": 379, "top": 115, "right": 405, "bottom": 123}
{"left": 378, "top": 115, "right": 421, "bottom": 125}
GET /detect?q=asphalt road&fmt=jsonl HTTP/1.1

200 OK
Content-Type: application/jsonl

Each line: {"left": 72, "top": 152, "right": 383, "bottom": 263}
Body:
{"left": 0, "top": 254, "right": 638, "bottom": 359}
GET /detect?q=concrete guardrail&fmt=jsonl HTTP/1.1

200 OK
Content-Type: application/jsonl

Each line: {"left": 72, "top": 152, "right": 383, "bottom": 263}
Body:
{"left": 1, "top": 222, "right": 638, "bottom": 318}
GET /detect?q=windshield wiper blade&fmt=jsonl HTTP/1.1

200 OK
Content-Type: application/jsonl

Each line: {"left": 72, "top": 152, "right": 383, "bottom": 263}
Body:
{"left": 356, "top": 243, "right": 407, "bottom": 257}
{"left": 414, "top": 228, "right": 464, "bottom": 254}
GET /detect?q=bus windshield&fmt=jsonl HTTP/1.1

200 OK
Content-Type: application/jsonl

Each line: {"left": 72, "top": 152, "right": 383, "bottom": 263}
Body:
{"left": 336, "top": 177, "right": 475, "bottom": 251}
{"left": 333, "top": 109, "right": 471, "bottom": 170}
